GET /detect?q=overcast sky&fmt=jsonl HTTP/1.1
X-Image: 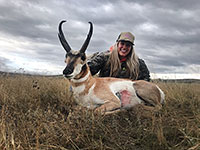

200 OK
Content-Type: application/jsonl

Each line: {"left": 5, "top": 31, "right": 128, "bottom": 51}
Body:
{"left": 0, "top": 0, "right": 200, "bottom": 78}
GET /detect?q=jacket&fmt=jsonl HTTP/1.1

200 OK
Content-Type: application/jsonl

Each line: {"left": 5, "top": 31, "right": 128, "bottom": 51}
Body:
{"left": 87, "top": 51, "right": 150, "bottom": 81}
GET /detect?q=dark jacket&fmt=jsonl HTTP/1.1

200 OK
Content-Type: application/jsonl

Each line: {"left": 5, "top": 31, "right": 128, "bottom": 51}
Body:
{"left": 87, "top": 51, "right": 150, "bottom": 81}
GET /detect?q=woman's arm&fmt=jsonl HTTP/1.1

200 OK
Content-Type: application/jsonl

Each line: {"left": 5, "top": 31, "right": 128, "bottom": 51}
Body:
{"left": 138, "top": 59, "right": 151, "bottom": 81}
{"left": 87, "top": 51, "right": 109, "bottom": 75}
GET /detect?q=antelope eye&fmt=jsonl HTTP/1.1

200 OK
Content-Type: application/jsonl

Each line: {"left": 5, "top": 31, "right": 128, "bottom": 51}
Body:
{"left": 81, "top": 55, "right": 86, "bottom": 61}
{"left": 67, "top": 52, "right": 72, "bottom": 57}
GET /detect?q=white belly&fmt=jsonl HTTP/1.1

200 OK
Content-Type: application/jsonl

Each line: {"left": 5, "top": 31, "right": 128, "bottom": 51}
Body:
{"left": 72, "top": 80, "right": 141, "bottom": 110}
{"left": 73, "top": 83, "right": 105, "bottom": 109}
{"left": 109, "top": 81, "right": 142, "bottom": 108}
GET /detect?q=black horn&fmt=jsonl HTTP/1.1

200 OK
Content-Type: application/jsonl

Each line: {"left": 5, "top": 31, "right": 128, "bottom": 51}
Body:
{"left": 79, "top": 22, "right": 93, "bottom": 53}
{"left": 58, "top": 20, "right": 71, "bottom": 53}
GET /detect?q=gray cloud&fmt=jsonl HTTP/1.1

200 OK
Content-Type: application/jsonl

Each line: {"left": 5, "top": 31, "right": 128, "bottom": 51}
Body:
{"left": 0, "top": 0, "right": 200, "bottom": 77}
{"left": 0, "top": 56, "right": 14, "bottom": 72}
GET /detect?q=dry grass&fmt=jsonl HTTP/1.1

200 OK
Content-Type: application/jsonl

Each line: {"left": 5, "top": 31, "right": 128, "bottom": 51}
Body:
{"left": 0, "top": 74, "right": 199, "bottom": 150}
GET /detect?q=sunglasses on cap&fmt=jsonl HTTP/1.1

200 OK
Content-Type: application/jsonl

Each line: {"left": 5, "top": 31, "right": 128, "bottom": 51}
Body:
{"left": 119, "top": 41, "right": 133, "bottom": 47}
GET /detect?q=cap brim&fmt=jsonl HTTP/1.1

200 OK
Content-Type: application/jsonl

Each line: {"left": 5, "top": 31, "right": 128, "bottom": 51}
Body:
{"left": 118, "top": 40, "right": 134, "bottom": 45}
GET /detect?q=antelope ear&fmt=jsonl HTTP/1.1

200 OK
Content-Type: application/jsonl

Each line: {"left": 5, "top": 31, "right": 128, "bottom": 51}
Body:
{"left": 58, "top": 20, "right": 72, "bottom": 53}
{"left": 79, "top": 22, "right": 93, "bottom": 53}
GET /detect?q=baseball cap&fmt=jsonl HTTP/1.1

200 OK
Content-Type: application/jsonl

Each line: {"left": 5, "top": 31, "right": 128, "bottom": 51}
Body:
{"left": 116, "top": 32, "right": 135, "bottom": 45}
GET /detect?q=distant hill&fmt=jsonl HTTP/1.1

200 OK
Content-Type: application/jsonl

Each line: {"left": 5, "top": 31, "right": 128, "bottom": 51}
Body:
{"left": 153, "top": 78, "right": 200, "bottom": 83}
{"left": 0, "top": 71, "right": 63, "bottom": 77}
{"left": 1, "top": 71, "right": 200, "bottom": 83}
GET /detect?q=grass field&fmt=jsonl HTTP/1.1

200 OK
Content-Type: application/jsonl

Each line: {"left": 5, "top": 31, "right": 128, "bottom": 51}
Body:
{"left": 0, "top": 74, "right": 200, "bottom": 150}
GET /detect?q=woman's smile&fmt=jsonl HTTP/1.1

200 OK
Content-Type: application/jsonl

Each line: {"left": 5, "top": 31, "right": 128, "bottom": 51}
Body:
{"left": 118, "top": 41, "right": 132, "bottom": 57}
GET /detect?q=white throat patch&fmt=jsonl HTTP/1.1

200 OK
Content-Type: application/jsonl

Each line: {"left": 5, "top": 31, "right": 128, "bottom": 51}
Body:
{"left": 71, "top": 69, "right": 90, "bottom": 83}
{"left": 69, "top": 63, "right": 83, "bottom": 78}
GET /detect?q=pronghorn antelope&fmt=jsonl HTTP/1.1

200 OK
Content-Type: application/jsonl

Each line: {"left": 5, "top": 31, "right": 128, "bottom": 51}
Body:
{"left": 58, "top": 20, "right": 165, "bottom": 115}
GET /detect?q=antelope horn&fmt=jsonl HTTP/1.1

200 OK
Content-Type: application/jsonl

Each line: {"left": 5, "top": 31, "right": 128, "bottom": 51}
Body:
{"left": 58, "top": 20, "right": 71, "bottom": 53}
{"left": 79, "top": 22, "right": 93, "bottom": 53}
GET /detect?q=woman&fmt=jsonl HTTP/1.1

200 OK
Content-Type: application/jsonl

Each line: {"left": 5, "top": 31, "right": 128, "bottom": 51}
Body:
{"left": 88, "top": 32, "right": 150, "bottom": 81}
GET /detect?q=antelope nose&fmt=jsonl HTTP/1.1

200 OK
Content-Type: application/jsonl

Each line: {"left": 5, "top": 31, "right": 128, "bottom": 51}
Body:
{"left": 63, "top": 66, "right": 73, "bottom": 75}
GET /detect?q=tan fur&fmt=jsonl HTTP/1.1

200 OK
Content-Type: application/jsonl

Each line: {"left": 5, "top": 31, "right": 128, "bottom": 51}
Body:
{"left": 68, "top": 65, "right": 164, "bottom": 115}
{"left": 133, "top": 80, "right": 162, "bottom": 107}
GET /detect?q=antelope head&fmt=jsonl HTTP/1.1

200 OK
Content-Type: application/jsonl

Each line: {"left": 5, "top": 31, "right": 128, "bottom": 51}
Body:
{"left": 58, "top": 20, "right": 93, "bottom": 79}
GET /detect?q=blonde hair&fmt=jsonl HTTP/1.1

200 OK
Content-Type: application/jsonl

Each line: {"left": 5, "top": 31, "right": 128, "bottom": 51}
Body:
{"left": 106, "top": 43, "right": 139, "bottom": 80}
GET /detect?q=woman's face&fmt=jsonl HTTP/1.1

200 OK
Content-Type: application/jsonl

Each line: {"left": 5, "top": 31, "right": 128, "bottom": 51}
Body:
{"left": 117, "top": 41, "right": 132, "bottom": 57}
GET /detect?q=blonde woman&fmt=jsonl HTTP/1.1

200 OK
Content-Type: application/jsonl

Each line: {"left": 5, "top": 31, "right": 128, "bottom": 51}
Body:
{"left": 88, "top": 32, "right": 150, "bottom": 81}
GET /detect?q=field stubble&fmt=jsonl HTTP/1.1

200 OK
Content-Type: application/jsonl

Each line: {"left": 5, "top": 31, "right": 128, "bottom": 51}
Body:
{"left": 0, "top": 75, "right": 199, "bottom": 150}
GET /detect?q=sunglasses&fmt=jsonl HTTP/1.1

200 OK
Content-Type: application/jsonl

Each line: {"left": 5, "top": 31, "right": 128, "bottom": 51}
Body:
{"left": 119, "top": 41, "right": 132, "bottom": 47}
